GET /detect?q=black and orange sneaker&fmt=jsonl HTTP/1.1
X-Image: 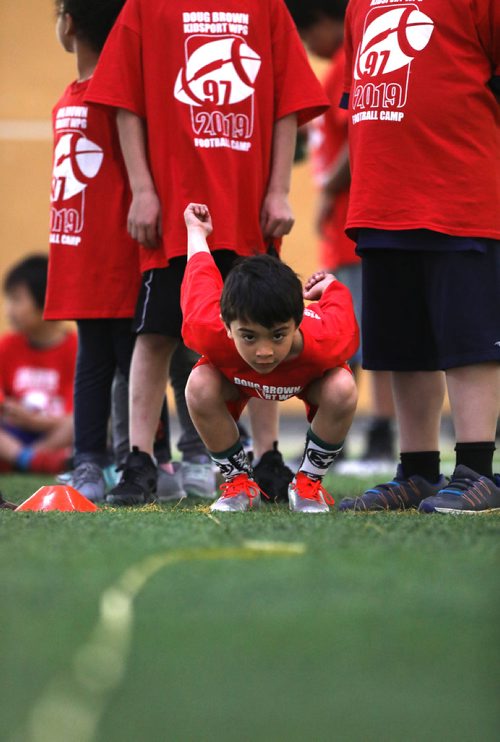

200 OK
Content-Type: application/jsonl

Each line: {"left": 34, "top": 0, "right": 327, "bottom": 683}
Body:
{"left": 419, "top": 465, "right": 500, "bottom": 514}
{"left": 210, "top": 473, "right": 267, "bottom": 513}
{"left": 288, "top": 472, "right": 334, "bottom": 514}
{"left": 338, "top": 465, "right": 447, "bottom": 512}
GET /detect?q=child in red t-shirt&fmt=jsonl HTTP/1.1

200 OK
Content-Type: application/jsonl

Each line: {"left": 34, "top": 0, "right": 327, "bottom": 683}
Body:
{"left": 338, "top": 0, "right": 500, "bottom": 513}
{"left": 288, "top": 0, "right": 396, "bottom": 464}
{"left": 45, "top": 0, "right": 181, "bottom": 502}
{"left": 181, "top": 203, "right": 358, "bottom": 513}
{"left": 85, "top": 0, "right": 330, "bottom": 507}
{"left": 0, "top": 255, "right": 76, "bottom": 475}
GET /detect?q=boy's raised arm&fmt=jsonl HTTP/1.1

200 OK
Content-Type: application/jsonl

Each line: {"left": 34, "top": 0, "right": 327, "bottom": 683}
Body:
{"left": 184, "top": 203, "right": 213, "bottom": 259}
{"left": 117, "top": 108, "right": 161, "bottom": 249}
{"left": 181, "top": 204, "right": 226, "bottom": 356}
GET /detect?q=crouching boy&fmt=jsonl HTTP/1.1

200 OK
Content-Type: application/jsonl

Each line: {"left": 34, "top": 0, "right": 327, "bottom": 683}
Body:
{"left": 181, "top": 204, "right": 359, "bottom": 513}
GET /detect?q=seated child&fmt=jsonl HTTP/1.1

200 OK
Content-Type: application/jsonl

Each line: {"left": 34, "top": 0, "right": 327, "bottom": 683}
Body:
{"left": 0, "top": 255, "right": 76, "bottom": 473}
{"left": 181, "top": 204, "right": 359, "bottom": 513}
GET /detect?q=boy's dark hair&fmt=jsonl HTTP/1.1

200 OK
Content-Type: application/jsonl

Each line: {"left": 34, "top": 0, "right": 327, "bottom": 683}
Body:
{"left": 220, "top": 255, "right": 304, "bottom": 329}
{"left": 285, "top": 0, "right": 348, "bottom": 29}
{"left": 56, "top": 0, "right": 125, "bottom": 52}
{"left": 4, "top": 255, "right": 49, "bottom": 311}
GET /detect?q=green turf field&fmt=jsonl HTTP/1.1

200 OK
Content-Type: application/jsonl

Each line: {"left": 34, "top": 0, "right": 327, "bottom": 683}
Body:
{"left": 1, "top": 471, "right": 499, "bottom": 742}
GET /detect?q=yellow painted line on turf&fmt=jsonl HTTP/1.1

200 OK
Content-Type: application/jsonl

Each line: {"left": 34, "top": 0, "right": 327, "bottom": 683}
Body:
{"left": 18, "top": 542, "right": 305, "bottom": 742}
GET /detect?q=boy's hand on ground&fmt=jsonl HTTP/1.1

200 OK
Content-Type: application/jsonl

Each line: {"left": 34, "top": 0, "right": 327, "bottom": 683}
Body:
{"left": 127, "top": 188, "right": 162, "bottom": 248}
{"left": 303, "top": 271, "right": 336, "bottom": 300}
{"left": 260, "top": 192, "right": 295, "bottom": 239}
{"left": 184, "top": 203, "right": 213, "bottom": 235}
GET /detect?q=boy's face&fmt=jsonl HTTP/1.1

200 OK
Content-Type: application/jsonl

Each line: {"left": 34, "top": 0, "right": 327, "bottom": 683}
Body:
{"left": 226, "top": 317, "right": 298, "bottom": 374}
{"left": 4, "top": 284, "right": 44, "bottom": 335}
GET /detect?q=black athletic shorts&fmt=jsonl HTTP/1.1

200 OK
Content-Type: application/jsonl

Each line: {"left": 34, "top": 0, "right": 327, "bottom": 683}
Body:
{"left": 361, "top": 244, "right": 500, "bottom": 371}
{"left": 133, "top": 250, "right": 238, "bottom": 337}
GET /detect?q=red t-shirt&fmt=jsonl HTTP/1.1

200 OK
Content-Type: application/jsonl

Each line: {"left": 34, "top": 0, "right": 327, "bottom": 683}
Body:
{"left": 309, "top": 46, "right": 358, "bottom": 269}
{"left": 0, "top": 331, "right": 77, "bottom": 416}
{"left": 343, "top": 0, "right": 500, "bottom": 239}
{"left": 86, "top": 0, "right": 329, "bottom": 270}
{"left": 44, "top": 79, "right": 141, "bottom": 320}
{"left": 181, "top": 252, "right": 359, "bottom": 414}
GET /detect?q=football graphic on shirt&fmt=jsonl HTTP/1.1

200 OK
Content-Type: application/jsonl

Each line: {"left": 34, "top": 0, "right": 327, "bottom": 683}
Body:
{"left": 174, "top": 37, "right": 262, "bottom": 106}
{"left": 355, "top": 7, "right": 434, "bottom": 79}
{"left": 51, "top": 132, "right": 104, "bottom": 201}
{"left": 22, "top": 389, "right": 50, "bottom": 413}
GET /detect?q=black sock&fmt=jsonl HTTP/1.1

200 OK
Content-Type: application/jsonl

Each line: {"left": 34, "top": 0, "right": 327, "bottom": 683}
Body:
{"left": 400, "top": 451, "right": 440, "bottom": 482}
{"left": 455, "top": 442, "right": 495, "bottom": 479}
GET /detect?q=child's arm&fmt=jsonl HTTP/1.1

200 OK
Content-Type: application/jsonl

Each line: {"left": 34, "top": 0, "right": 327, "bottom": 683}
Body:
{"left": 183, "top": 203, "right": 213, "bottom": 260}
{"left": 1, "top": 399, "right": 67, "bottom": 434}
{"left": 304, "top": 272, "right": 359, "bottom": 363}
{"left": 260, "top": 113, "right": 297, "bottom": 240}
{"left": 316, "top": 143, "right": 350, "bottom": 235}
{"left": 181, "top": 205, "right": 228, "bottom": 357}
{"left": 117, "top": 108, "right": 161, "bottom": 249}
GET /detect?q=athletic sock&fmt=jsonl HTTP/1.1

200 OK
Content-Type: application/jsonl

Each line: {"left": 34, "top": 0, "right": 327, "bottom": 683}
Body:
{"left": 15, "top": 447, "right": 34, "bottom": 471}
{"left": 298, "top": 427, "right": 343, "bottom": 481}
{"left": 455, "top": 442, "right": 495, "bottom": 480}
{"left": 209, "top": 440, "right": 253, "bottom": 482}
{"left": 400, "top": 451, "right": 440, "bottom": 483}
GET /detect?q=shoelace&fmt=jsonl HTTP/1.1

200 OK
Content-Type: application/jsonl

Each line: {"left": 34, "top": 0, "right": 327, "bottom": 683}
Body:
{"left": 295, "top": 475, "right": 334, "bottom": 505}
{"left": 362, "top": 478, "right": 417, "bottom": 507}
{"left": 219, "top": 474, "right": 269, "bottom": 504}
{"left": 439, "top": 475, "right": 491, "bottom": 499}
{"left": 365, "top": 478, "right": 400, "bottom": 495}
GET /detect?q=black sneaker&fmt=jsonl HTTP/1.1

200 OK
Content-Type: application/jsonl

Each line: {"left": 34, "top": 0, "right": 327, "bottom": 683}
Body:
{"left": 419, "top": 465, "right": 500, "bottom": 514}
{"left": 251, "top": 442, "right": 293, "bottom": 503}
{"left": 0, "top": 492, "right": 17, "bottom": 510}
{"left": 105, "top": 447, "right": 157, "bottom": 506}
{"left": 338, "top": 464, "right": 448, "bottom": 512}
{"left": 361, "top": 418, "right": 396, "bottom": 461}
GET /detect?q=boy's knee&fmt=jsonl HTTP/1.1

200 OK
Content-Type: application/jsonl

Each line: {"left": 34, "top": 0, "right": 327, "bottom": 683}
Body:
{"left": 185, "top": 365, "right": 220, "bottom": 412}
{"left": 324, "top": 368, "right": 358, "bottom": 412}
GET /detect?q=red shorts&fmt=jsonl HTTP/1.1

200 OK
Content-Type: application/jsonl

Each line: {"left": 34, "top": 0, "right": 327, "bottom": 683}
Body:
{"left": 193, "top": 358, "right": 352, "bottom": 423}
{"left": 225, "top": 393, "right": 317, "bottom": 423}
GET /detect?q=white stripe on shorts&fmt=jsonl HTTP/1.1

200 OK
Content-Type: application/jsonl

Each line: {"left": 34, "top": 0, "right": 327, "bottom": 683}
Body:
{"left": 136, "top": 270, "right": 154, "bottom": 333}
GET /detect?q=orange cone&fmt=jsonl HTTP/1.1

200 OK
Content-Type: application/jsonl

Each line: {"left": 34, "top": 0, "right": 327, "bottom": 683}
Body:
{"left": 15, "top": 485, "right": 99, "bottom": 512}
